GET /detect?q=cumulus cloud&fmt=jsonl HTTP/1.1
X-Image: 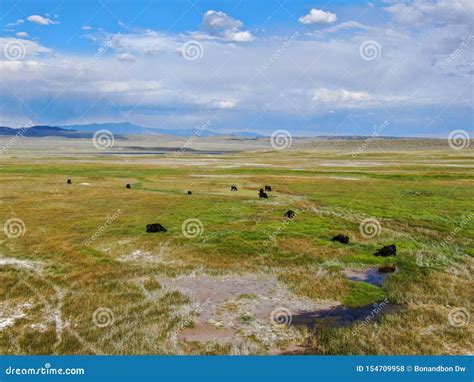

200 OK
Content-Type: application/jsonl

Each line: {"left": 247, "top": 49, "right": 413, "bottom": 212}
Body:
{"left": 299, "top": 9, "right": 337, "bottom": 25}
{"left": 212, "top": 99, "right": 236, "bottom": 109}
{"left": 6, "top": 19, "right": 24, "bottom": 27}
{"left": 312, "top": 88, "right": 373, "bottom": 104}
{"left": 0, "top": 37, "right": 51, "bottom": 60}
{"left": 202, "top": 10, "right": 254, "bottom": 42}
{"left": 106, "top": 30, "right": 180, "bottom": 55}
{"left": 117, "top": 52, "right": 135, "bottom": 62}
{"left": 384, "top": 0, "right": 474, "bottom": 26}
{"left": 202, "top": 10, "right": 243, "bottom": 31}
{"left": 224, "top": 30, "right": 254, "bottom": 42}
{"left": 82, "top": 25, "right": 93, "bottom": 31}
{"left": 16, "top": 32, "right": 29, "bottom": 38}
{"left": 27, "top": 15, "right": 57, "bottom": 26}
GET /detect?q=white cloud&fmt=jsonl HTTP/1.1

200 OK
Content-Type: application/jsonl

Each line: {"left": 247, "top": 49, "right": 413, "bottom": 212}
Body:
{"left": 224, "top": 30, "right": 254, "bottom": 42}
{"left": 0, "top": 37, "right": 51, "bottom": 60}
{"left": 107, "top": 30, "right": 181, "bottom": 55}
{"left": 202, "top": 10, "right": 254, "bottom": 42}
{"left": 82, "top": 25, "right": 93, "bottom": 31}
{"left": 299, "top": 9, "right": 337, "bottom": 25}
{"left": 27, "top": 15, "right": 57, "bottom": 26}
{"left": 16, "top": 32, "right": 29, "bottom": 38}
{"left": 311, "top": 88, "right": 411, "bottom": 108}
{"left": 384, "top": 0, "right": 474, "bottom": 26}
{"left": 202, "top": 10, "right": 243, "bottom": 31}
{"left": 117, "top": 52, "right": 136, "bottom": 62}
{"left": 6, "top": 19, "right": 24, "bottom": 27}
{"left": 212, "top": 99, "right": 236, "bottom": 109}
{"left": 312, "top": 88, "right": 373, "bottom": 104}
{"left": 98, "top": 80, "right": 161, "bottom": 93}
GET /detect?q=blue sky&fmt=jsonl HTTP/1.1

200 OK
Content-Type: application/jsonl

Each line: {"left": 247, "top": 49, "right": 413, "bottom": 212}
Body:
{"left": 0, "top": 0, "right": 472, "bottom": 136}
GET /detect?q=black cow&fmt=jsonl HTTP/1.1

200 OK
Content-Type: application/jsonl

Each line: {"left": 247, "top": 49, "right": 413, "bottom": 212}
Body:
{"left": 230, "top": 185, "right": 238, "bottom": 191}
{"left": 284, "top": 210, "right": 295, "bottom": 219}
{"left": 265, "top": 185, "right": 272, "bottom": 192}
{"left": 332, "top": 234, "right": 349, "bottom": 244}
{"left": 374, "top": 244, "right": 397, "bottom": 257}
{"left": 67, "top": 179, "right": 72, "bottom": 184}
{"left": 126, "top": 184, "right": 131, "bottom": 189}
{"left": 187, "top": 191, "right": 192, "bottom": 195}
{"left": 146, "top": 223, "right": 167, "bottom": 233}
{"left": 259, "top": 189, "right": 268, "bottom": 199}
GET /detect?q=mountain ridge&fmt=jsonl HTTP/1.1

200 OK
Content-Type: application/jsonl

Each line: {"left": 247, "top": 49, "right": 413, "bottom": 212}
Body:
{"left": 0, "top": 122, "right": 267, "bottom": 138}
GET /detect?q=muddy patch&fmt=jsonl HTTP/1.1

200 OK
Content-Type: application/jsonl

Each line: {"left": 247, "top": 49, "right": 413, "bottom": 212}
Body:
{"left": 158, "top": 273, "right": 338, "bottom": 350}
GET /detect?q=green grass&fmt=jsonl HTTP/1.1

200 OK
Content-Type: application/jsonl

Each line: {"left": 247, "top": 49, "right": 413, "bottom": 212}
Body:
{"left": 342, "top": 282, "right": 387, "bottom": 307}
{"left": 0, "top": 141, "right": 472, "bottom": 355}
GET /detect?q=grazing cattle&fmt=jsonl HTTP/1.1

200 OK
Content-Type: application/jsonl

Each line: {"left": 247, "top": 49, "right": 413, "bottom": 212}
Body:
{"left": 284, "top": 210, "right": 295, "bottom": 219}
{"left": 67, "top": 179, "right": 72, "bottom": 184}
{"left": 146, "top": 223, "right": 167, "bottom": 233}
{"left": 374, "top": 244, "right": 397, "bottom": 257}
{"left": 265, "top": 185, "right": 272, "bottom": 192}
{"left": 378, "top": 265, "right": 397, "bottom": 273}
{"left": 332, "top": 234, "right": 349, "bottom": 244}
{"left": 187, "top": 191, "right": 192, "bottom": 195}
{"left": 126, "top": 184, "right": 131, "bottom": 189}
{"left": 230, "top": 185, "right": 238, "bottom": 191}
{"left": 259, "top": 189, "right": 268, "bottom": 199}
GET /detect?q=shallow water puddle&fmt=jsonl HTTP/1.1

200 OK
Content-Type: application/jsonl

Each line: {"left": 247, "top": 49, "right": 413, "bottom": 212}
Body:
{"left": 341, "top": 267, "right": 391, "bottom": 286}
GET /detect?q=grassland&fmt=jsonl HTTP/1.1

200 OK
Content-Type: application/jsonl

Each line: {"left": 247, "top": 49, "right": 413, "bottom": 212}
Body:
{"left": 0, "top": 137, "right": 472, "bottom": 355}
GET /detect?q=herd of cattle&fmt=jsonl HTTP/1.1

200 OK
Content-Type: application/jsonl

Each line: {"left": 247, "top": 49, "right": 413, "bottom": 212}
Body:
{"left": 66, "top": 178, "right": 397, "bottom": 260}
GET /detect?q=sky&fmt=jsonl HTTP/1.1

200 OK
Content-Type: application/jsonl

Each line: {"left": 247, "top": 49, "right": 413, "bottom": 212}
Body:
{"left": 0, "top": 0, "right": 473, "bottom": 137}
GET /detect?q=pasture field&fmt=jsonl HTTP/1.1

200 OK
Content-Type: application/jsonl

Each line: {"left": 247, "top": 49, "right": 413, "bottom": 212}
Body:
{"left": 0, "top": 137, "right": 472, "bottom": 355}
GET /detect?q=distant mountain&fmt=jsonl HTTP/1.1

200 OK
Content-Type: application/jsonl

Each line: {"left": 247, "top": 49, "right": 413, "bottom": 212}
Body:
{"left": 0, "top": 122, "right": 267, "bottom": 138}
{"left": 228, "top": 131, "right": 267, "bottom": 138}
{"left": 59, "top": 122, "right": 223, "bottom": 137}
{"left": 0, "top": 125, "right": 92, "bottom": 138}
{"left": 59, "top": 122, "right": 158, "bottom": 136}
{"left": 60, "top": 122, "right": 268, "bottom": 138}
